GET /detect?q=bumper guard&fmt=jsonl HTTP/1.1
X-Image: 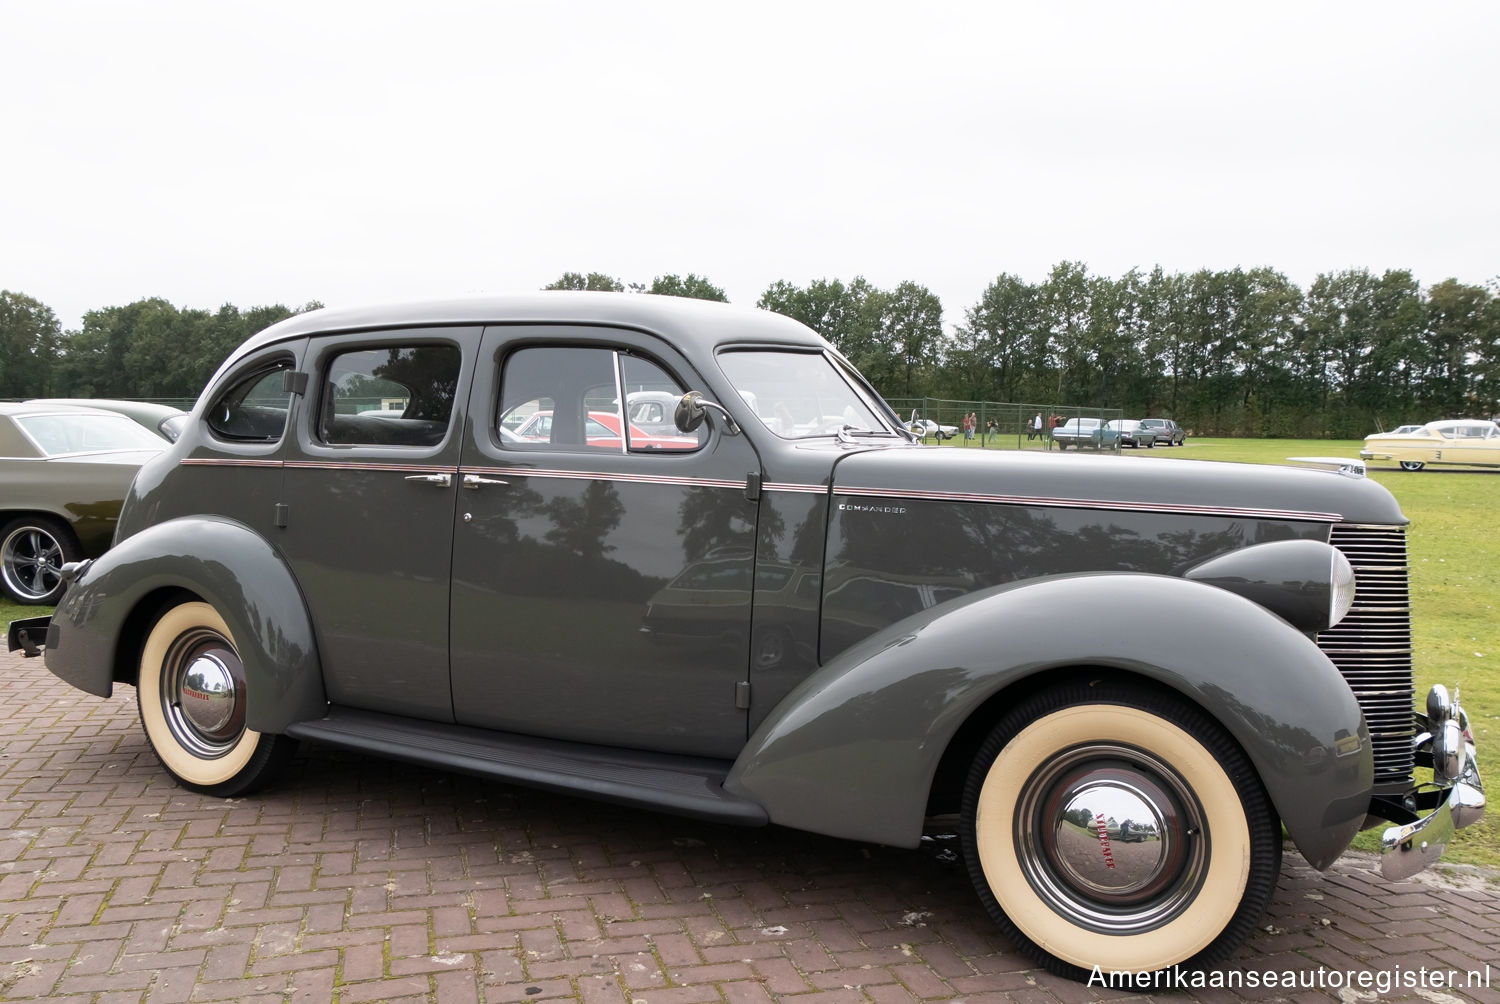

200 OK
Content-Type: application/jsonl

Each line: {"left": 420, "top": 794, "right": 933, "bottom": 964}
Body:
{"left": 1379, "top": 684, "right": 1485, "bottom": 880}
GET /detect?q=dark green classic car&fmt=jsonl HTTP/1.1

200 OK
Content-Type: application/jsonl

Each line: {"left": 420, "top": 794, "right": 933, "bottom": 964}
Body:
{"left": 10, "top": 293, "right": 1483, "bottom": 981}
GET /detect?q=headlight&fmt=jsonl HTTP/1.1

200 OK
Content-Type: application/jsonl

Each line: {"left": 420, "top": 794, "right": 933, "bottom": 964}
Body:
{"left": 1184, "top": 539, "right": 1355, "bottom": 633}
{"left": 1329, "top": 548, "right": 1356, "bottom": 629}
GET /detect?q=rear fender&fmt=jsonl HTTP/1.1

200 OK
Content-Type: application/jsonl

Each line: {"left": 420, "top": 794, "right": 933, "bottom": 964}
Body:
{"left": 725, "top": 572, "right": 1372, "bottom": 869}
{"left": 44, "top": 516, "right": 324, "bottom": 731}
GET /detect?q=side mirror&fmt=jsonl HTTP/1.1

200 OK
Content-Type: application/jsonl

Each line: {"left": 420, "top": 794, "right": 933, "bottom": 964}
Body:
{"left": 675, "top": 391, "right": 740, "bottom": 436}
{"left": 675, "top": 391, "right": 707, "bottom": 433}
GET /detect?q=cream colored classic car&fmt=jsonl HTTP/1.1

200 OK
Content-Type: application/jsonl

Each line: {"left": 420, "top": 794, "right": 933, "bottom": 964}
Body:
{"left": 1360, "top": 419, "right": 1500, "bottom": 471}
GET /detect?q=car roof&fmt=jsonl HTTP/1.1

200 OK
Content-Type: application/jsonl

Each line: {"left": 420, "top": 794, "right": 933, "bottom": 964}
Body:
{"left": 0, "top": 401, "right": 127, "bottom": 419}
{"left": 1426, "top": 419, "right": 1499, "bottom": 434}
{"left": 231, "top": 293, "right": 826, "bottom": 362}
{"left": 25, "top": 398, "right": 184, "bottom": 421}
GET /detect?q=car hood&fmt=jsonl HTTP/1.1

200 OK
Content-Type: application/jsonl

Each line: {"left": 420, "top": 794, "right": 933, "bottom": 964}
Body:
{"left": 829, "top": 446, "right": 1405, "bottom": 526}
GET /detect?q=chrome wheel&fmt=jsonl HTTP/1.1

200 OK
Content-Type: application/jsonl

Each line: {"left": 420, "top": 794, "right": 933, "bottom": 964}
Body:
{"left": 1, "top": 517, "right": 81, "bottom": 604}
{"left": 1015, "top": 745, "right": 1206, "bottom": 934}
{"left": 157, "top": 626, "right": 247, "bottom": 758}
{"left": 753, "top": 626, "right": 789, "bottom": 670}
{"left": 1399, "top": 460, "right": 1424, "bottom": 471}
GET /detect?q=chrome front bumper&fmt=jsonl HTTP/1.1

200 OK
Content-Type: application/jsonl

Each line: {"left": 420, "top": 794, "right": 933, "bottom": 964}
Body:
{"left": 1379, "top": 684, "right": 1486, "bottom": 880}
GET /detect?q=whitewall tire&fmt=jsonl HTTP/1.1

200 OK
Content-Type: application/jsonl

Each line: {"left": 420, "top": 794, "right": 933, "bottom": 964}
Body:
{"left": 961, "top": 682, "right": 1280, "bottom": 979}
{"left": 137, "top": 601, "right": 295, "bottom": 796}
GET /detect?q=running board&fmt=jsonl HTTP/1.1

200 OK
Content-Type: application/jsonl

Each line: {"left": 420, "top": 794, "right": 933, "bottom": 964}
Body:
{"left": 284, "top": 708, "right": 768, "bottom": 826}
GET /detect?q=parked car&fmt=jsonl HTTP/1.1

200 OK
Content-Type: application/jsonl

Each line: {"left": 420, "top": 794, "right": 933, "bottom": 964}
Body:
{"left": 626, "top": 390, "right": 688, "bottom": 437}
{"left": 1106, "top": 419, "right": 1154, "bottom": 448}
{"left": 513, "top": 409, "right": 701, "bottom": 451}
{"left": 1050, "top": 416, "right": 1118, "bottom": 450}
{"left": 13, "top": 293, "right": 1481, "bottom": 982}
{"left": 0, "top": 402, "right": 167, "bottom": 603}
{"left": 1365, "top": 424, "right": 1424, "bottom": 438}
{"left": 1359, "top": 419, "right": 1500, "bottom": 471}
{"left": 26, "top": 398, "right": 189, "bottom": 442}
{"left": 1136, "top": 417, "right": 1186, "bottom": 446}
{"left": 907, "top": 417, "right": 958, "bottom": 441}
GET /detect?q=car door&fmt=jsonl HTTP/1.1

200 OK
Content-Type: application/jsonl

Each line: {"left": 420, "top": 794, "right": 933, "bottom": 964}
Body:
{"left": 1469, "top": 425, "right": 1500, "bottom": 465}
{"left": 169, "top": 342, "right": 305, "bottom": 532}
{"left": 449, "top": 326, "right": 761, "bottom": 758}
{"left": 275, "top": 328, "right": 477, "bottom": 721}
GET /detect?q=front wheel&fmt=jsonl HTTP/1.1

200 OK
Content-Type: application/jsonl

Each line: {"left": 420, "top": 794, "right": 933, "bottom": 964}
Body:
{"left": 1399, "top": 460, "right": 1424, "bottom": 471}
{"left": 137, "top": 601, "right": 296, "bottom": 796}
{"left": 962, "top": 682, "right": 1280, "bottom": 979}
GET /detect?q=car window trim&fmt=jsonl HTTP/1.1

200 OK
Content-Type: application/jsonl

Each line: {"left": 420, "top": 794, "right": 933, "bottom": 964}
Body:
{"left": 496, "top": 345, "right": 705, "bottom": 457}
{"left": 207, "top": 356, "right": 297, "bottom": 445}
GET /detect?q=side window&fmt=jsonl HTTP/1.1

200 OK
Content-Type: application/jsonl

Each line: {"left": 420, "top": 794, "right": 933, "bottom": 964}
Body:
{"left": 318, "top": 345, "right": 461, "bottom": 447}
{"left": 208, "top": 360, "right": 294, "bottom": 442}
{"left": 619, "top": 355, "right": 703, "bottom": 452}
{"left": 498, "top": 347, "right": 704, "bottom": 453}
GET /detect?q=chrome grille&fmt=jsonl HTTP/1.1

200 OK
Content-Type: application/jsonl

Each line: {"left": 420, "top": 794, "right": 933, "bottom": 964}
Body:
{"left": 1319, "top": 524, "right": 1415, "bottom": 787}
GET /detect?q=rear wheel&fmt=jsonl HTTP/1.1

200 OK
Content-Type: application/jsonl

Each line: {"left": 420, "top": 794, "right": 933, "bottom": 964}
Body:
{"left": 137, "top": 601, "right": 296, "bottom": 796}
{"left": 1, "top": 515, "right": 83, "bottom": 604}
{"left": 1399, "top": 460, "right": 1424, "bottom": 471}
{"left": 961, "top": 682, "right": 1280, "bottom": 979}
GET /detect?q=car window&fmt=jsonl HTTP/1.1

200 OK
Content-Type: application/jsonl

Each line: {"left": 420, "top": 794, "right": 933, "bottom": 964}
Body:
{"left": 716, "top": 350, "right": 889, "bottom": 440}
{"left": 499, "top": 347, "right": 704, "bottom": 453}
{"left": 318, "top": 345, "right": 460, "bottom": 447}
{"left": 15, "top": 412, "right": 165, "bottom": 455}
{"left": 209, "top": 361, "right": 294, "bottom": 442}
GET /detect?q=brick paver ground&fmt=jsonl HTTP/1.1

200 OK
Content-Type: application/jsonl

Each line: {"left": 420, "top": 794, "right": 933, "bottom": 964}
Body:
{"left": 2, "top": 647, "right": 1496, "bottom": 1003}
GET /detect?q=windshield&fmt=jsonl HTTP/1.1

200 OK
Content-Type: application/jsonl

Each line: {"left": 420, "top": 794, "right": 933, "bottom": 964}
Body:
{"left": 716, "top": 350, "right": 893, "bottom": 440}
{"left": 16, "top": 412, "right": 167, "bottom": 455}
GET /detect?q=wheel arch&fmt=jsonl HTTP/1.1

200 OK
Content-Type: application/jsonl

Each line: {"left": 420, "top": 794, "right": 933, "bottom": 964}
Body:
{"left": 725, "top": 572, "right": 1372, "bottom": 870}
{"left": 44, "top": 515, "right": 325, "bottom": 732}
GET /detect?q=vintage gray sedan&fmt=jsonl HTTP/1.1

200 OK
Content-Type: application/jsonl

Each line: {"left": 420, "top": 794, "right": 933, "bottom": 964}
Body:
{"left": 12, "top": 294, "right": 1484, "bottom": 981}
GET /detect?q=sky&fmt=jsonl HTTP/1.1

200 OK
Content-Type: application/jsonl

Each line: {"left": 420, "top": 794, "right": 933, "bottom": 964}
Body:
{"left": 5, "top": 1, "right": 1498, "bottom": 333}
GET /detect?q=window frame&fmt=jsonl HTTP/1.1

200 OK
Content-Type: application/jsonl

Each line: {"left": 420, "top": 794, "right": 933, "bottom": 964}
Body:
{"left": 313, "top": 341, "right": 464, "bottom": 450}
{"left": 496, "top": 344, "right": 705, "bottom": 456}
{"left": 206, "top": 355, "right": 298, "bottom": 445}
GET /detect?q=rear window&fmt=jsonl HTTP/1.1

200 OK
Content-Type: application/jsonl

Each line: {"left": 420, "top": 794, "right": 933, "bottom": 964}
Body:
{"left": 16, "top": 413, "right": 164, "bottom": 455}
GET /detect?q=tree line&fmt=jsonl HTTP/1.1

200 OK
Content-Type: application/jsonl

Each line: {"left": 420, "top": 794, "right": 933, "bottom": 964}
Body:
{"left": 3, "top": 263, "right": 1496, "bottom": 436}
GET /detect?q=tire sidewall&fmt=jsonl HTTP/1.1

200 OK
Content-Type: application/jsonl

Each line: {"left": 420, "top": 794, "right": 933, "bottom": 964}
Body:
{"left": 138, "top": 601, "right": 262, "bottom": 788}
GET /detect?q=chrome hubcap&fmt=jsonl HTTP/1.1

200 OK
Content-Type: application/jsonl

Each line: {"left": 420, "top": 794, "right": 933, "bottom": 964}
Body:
{"left": 161, "top": 629, "right": 245, "bottom": 756}
{"left": 180, "top": 653, "right": 237, "bottom": 735}
{"left": 2, "top": 527, "right": 64, "bottom": 601}
{"left": 1017, "top": 744, "right": 1206, "bottom": 933}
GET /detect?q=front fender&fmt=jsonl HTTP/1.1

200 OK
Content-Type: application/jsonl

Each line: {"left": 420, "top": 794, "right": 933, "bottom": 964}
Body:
{"left": 725, "top": 572, "right": 1372, "bottom": 869}
{"left": 44, "top": 516, "right": 324, "bottom": 732}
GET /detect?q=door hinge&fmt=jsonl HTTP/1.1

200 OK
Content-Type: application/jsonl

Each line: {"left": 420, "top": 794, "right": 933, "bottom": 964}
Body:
{"left": 735, "top": 680, "right": 752, "bottom": 710}
{"left": 273, "top": 502, "right": 289, "bottom": 528}
{"left": 745, "top": 471, "right": 761, "bottom": 502}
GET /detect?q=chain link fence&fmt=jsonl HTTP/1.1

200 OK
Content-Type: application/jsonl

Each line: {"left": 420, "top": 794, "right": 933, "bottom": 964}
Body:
{"left": 886, "top": 397, "right": 1126, "bottom": 451}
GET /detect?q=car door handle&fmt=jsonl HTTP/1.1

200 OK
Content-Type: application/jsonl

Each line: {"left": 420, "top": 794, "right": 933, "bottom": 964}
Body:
{"left": 462, "top": 474, "right": 508, "bottom": 489}
{"left": 405, "top": 473, "right": 452, "bottom": 488}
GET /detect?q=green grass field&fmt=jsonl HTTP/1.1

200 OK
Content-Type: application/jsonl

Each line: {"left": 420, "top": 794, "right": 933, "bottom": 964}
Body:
{"left": 5, "top": 438, "right": 1495, "bottom": 865}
